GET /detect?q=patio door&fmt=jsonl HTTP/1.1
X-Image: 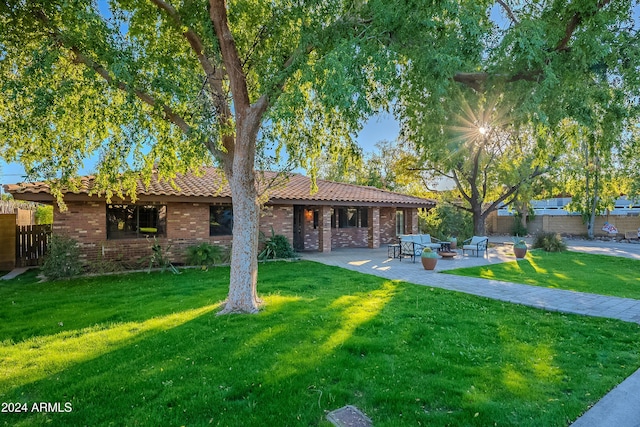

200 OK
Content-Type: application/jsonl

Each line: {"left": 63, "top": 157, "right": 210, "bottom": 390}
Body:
{"left": 293, "top": 206, "right": 304, "bottom": 251}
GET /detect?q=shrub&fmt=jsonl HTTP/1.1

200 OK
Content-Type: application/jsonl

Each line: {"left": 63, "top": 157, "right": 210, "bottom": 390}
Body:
{"left": 42, "top": 235, "right": 83, "bottom": 280}
{"left": 532, "top": 232, "right": 567, "bottom": 252}
{"left": 144, "top": 237, "right": 180, "bottom": 274}
{"left": 512, "top": 214, "right": 528, "bottom": 236}
{"left": 259, "top": 229, "right": 296, "bottom": 260}
{"left": 512, "top": 237, "right": 527, "bottom": 249}
{"left": 186, "top": 243, "right": 223, "bottom": 267}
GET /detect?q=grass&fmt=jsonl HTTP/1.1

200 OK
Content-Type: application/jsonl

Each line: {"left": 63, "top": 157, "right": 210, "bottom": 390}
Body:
{"left": 445, "top": 250, "right": 640, "bottom": 299}
{"left": 1, "top": 262, "right": 639, "bottom": 426}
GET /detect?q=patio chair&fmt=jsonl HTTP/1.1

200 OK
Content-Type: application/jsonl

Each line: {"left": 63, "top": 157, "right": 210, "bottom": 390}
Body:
{"left": 399, "top": 235, "right": 426, "bottom": 263}
{"left": 462, "top": 236, "right": 488, "bottom": 257}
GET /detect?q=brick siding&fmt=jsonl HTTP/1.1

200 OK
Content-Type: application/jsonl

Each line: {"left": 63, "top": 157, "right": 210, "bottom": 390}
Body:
{"left": 52, "top": 201, "right": 422, "bottom": 265}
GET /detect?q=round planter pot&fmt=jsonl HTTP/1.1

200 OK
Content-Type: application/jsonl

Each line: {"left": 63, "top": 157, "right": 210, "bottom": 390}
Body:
{"left": 421, "top": 257, "right": 438, "bottom": 270}
{"left": 513, "top": 247, "right": 527, "bottom": 259}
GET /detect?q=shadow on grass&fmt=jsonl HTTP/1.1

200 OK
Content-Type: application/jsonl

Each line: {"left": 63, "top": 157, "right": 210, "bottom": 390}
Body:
{"left": 444, "top": 251, "right": 640, "bottom": 299}
{"left": 0, "top": 269, "right": 230, "bottom": 343}
{"left": 2, "top": 262, "right": 640, "bottom": 426}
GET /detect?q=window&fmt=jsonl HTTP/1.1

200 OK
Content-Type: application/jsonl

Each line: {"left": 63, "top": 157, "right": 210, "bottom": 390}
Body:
{"left": 210, "top": 205, "right": 233, "bottom": 236}
{"left": 360, "top": 208, "right": 369, "bottom": 228}
{"left": 107, "top": 204, "right": 166, "bottom": 239}
{"left": 396, "top": 209, "right": 405, "bottom": 236}
{"left": 332, "top": 207, "right": 369, "bottom": 228}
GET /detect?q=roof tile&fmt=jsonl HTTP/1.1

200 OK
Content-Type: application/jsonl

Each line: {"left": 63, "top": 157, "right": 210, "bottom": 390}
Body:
{"left": 4, "top": 167, "right": 435, "bottom": 207}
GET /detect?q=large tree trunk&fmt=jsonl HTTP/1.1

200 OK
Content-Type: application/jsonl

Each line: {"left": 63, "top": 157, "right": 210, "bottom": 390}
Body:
{"left": 473, "top": 206, "right": 486, "bottom": 236}
{"left": 208, "top": 0, "right": 269, "bottom": 314}
{"left": 218, "top": 125, "right": 263, "bottom": 313}
{"left": 216, "top": 96, "right": 266, "bottom": 313}
{"left": 221, "top": 170, "right": 262, "bottom": 313}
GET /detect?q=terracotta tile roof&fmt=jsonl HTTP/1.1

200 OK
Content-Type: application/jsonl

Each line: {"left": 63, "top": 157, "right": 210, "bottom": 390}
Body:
{"left": 3, "top": 167, "right": 435, "bottom": 207}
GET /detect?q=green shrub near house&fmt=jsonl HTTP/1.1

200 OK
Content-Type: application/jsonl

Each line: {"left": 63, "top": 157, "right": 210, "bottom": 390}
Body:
{"left": 42, "top": 235, "right": 83, "bottom": 279}
{"left": 259, "top": 229, "right": 296, "bottom": 260}
{"left": 185, "top": 242, "right": 224, "bottom": 267}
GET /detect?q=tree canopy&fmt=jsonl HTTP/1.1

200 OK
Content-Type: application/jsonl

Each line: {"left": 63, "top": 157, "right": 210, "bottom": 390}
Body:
{"left": 0, "top": 0, "right": 489, "bottom": 313}
{"left": 397, "top": 0, "right": 640, "bottom": 235}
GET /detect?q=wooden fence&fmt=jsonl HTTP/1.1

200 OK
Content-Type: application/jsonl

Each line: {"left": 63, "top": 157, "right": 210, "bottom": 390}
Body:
{"left": 16, "top": 224, "right": 52, "bottom": 267}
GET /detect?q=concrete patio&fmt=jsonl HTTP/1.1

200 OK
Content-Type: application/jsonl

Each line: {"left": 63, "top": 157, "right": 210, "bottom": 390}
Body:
{"left": 301, "top": 239, "right": 640, "bottom": 324}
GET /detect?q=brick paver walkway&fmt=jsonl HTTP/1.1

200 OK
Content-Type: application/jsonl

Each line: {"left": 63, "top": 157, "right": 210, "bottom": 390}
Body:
{"left": 302, "top": 242, "right": 640, "bottom": 324}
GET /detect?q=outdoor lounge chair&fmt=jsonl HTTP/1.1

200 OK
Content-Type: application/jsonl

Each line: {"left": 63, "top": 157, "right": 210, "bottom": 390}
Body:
{"left": 462, "top": 236, "right": 488, "bottom": 257}
{"left": 399, "top": 235, "right": 426, "bottom": 263}
{"left": 399, "top": 234, "right": 442, "bottom": 262}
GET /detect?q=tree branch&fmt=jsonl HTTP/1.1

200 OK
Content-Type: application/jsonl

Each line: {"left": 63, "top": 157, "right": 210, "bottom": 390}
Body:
{"left": 455, "top": 0, "right": 612, "bottom": 90}
{"left": 209, "top": 0, "right": 251, "bottom": 118}
{"left": 150, "top": 0, "right": 234, "bottom": 161}
{"left": 556, "top": 0, "right": 612, "bottom": 52}
{"left": 496, "top": 0, "right": 519, "bottom": 26}
{"left": 482, "top": 164, "right": 549, "bottom": 214}
{"left": 69, "top": 48, "right": 193, "bottom": 133}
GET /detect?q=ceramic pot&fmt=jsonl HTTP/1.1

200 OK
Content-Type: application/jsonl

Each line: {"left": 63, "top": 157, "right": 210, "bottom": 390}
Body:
{"left": 421, "top": 256, "right": 438, "bottom": 270}
{"left": 514, "top": 247, "right": 527, "bottom": 259}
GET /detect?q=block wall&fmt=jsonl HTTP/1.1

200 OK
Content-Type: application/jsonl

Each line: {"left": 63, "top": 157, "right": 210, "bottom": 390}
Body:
{"left": 489, "top": 211, "right": 640, "bottom": 237}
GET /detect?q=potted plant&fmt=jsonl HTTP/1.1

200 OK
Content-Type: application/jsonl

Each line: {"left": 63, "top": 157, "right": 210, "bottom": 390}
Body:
{"left": 512, "top": 238, "right": 528, "bottom": 259}
{"left": 421, "top": 247, "right": 438, "bottom": 270}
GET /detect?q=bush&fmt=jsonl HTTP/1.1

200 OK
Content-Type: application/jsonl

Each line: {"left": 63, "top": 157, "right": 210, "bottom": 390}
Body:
{"left": 186, "top": 243, "right": 223, "bottom": 267}
{"left": 512, "top": 214, "right": 528, "bottom": 236}
{"left": 259, "top": 229, "right": 296, "bottom": 260}
{"left": 532, "top": 232, "right": 567, "bottom": 252}
{"left": 42, "top": 235, "right": 83, "bottom": 280}
{"left": 144, "top": 237, "right": 179, "bottom": 274}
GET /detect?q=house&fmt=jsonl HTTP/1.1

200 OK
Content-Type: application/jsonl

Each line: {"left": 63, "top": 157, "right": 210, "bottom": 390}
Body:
{"left": 4, "top": 168, "right": 435, "bottom": 265}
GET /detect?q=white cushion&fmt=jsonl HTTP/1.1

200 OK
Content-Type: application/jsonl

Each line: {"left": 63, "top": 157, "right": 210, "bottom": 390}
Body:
{"left": 470, "top": 236, "right": 486, "bottom": 245}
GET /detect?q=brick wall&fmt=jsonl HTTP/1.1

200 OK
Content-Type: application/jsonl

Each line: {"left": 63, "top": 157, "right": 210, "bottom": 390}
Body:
{"left": 368, "top": 207, "right": 380, "bottom": 248}
{"left": 52, "top": 200, "right": 427, "bottom": 264}
{"left": 302, "top": 209, "right": 320, "bottom": 251}
{"left": 259, "top": 205, "right": 293, "bottom": 242}
{"left": 379, "top": 207, "right": 398, "bottom": 244}
{"left": 331, "top": 227, "right": 369, "bottom": 248}
{"left": 52, "top": 200, "right": 297, "bottom": 266}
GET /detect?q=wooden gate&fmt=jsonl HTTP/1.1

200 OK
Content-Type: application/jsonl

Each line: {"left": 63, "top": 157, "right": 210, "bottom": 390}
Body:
{"left": 16, "top": 224, "right": 52, "bottom": 267}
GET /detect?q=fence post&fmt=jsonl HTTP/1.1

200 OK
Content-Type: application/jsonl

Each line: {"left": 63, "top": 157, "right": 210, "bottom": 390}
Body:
{"left": 0, "top": 214, "right": 17, "bottom": 270}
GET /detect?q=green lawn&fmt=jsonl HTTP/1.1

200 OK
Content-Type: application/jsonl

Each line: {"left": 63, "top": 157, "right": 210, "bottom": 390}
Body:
{"left": 445, "top": 250, "right": 640, "bottom": 299}
{"left": 1, "top": 262, "right": 640, "bottom": 426}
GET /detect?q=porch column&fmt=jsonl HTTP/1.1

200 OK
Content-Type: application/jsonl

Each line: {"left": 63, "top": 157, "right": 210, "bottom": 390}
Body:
{"left": 368, "top": 207, "right": 380, "bottom": 249}
{"left": 318, "top": 205, "right": 332, "bottom": 253}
